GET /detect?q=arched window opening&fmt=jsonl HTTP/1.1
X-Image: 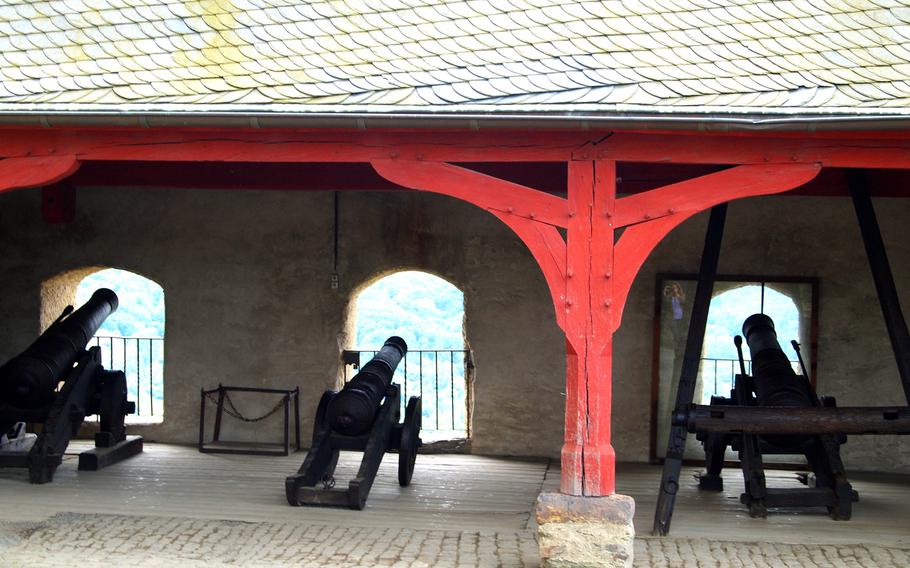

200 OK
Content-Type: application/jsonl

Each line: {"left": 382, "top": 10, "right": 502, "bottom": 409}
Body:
{"left": 654, "top": 276, "right": 817, "bottom": 461}
{"left": 347, "top": 271, "right": 470, "bottom": 442}
{"left": 74, "top": 268, "right": 165, "bottom": 424}
{"left": 700, "top": 283, "right": 803, "bottom": 403}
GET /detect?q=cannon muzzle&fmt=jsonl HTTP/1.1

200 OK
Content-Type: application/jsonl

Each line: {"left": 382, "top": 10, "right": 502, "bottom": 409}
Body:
{"left": 327, "top": 336, "right": 408, "bottom": 436}
{"left": 742, "top": 313, "right": 812, "bottom": 408}
{"left": 0, "top": 288, "right": 118, "bottom": 408}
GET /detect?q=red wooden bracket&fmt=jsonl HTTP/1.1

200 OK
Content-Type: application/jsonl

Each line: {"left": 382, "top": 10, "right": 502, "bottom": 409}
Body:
{"left": 0, "top": 155, "right": 80, "bottom": 193}
{"left": 371, "top": 159, "right": 569, "bottom": 328}
{"left": 611, "top": 163, "right": 822, "bottom": 331}
{"left": 614, "top": 163, "right": 822, "bottom": 228}
{"left": 371, "top": 160, "right": 568, "bottom": 227}
{"left": 488, "top": 211, "right": 567, "bottom": 328}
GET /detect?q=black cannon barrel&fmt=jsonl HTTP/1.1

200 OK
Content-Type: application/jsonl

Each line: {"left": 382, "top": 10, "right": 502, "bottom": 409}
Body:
{"left": 742, "top": 313, "right": 813, "bottom": 408}
{"left": 327, "top": 336, "right": 408, "bottom": 436}
{"left": 0, "top": 288, "right": 118, "bottom": 408}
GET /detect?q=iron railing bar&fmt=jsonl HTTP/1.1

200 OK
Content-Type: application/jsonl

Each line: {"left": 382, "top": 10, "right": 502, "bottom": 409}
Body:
{"left": 449, "top": 351, "right": 455, "bottom": 430}
{"left": 699, "top": 357, "right": 801, "bottom": 398}
{"left": 148, "top": 338, "right": 153, "bottom": 417}
{"left": 434, "top": 353, "right": 439, "bottom": 430}
{"left": 344, "top": 348, "right": 471, "bottom": 434}
{"left": 91, "top": 335, "right": 165, "bottom": 419}
{"left": 713, "top": 359, "right": 717, "bottom": 399}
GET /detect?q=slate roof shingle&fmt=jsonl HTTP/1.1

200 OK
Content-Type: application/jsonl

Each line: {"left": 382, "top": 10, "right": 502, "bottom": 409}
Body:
{"left": 0, "top": 0, "right": 909, "bottom": 116}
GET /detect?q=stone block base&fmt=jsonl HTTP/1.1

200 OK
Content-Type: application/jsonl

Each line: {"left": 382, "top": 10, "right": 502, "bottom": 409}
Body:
{"left": 536, "top": 492, "right": 635, "bottom": 568}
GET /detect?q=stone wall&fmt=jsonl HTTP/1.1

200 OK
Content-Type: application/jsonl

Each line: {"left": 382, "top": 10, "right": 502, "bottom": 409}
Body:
{"left": 0, "top": 186, "right": 566, "bottom": 457}
{"left": 0, "top": 185, "right": 906, "bottom": 472}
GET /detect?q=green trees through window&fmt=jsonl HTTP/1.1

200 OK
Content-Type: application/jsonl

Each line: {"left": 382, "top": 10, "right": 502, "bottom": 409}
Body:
{"left": 353, "top": 271, "right": 468, "bottom": 439}
{"left": 76, "top": 268, "right": 164, "bottom": 423}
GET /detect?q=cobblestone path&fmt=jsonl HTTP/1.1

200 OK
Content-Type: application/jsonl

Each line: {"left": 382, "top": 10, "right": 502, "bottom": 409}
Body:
{"left": 1, "top": 513, "right": 908, "bottom": 567}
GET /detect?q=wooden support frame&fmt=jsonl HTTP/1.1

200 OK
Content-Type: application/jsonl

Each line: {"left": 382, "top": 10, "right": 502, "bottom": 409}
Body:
{"left": 371, "top": 157, "right": 820, "bottom": 495}
{"left": 11, "top": 125, "right": 906, "bottom": 498}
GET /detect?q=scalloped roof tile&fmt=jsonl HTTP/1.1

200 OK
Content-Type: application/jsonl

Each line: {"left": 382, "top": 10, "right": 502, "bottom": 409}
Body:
{"left": 0, "top": 0, "right": 908, "bottom": 116}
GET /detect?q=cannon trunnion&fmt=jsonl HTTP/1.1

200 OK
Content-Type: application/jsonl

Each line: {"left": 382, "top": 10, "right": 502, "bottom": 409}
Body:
{"left": 286, "top": 337, "right": 421, "bottom": 510}
{"left": 0, "top": 289, "right": 143, "bottom": 483}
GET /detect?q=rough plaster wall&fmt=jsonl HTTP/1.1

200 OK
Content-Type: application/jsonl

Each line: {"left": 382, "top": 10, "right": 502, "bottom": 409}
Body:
{"left": 0, "top": 186, "right": 566, "bottom": 457}
{"left": 617, "top": 195, "right": 910, "bottom": 473}
{"left": 39, "top": 267, "right": 99, "bottom": 332}
{"left": 0, "top": 187, "right": 907, "bottom": 472}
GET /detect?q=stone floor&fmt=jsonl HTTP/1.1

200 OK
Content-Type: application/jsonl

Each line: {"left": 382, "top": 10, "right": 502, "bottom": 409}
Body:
{"left": 0, "top": 513, "right": 536, "bottom": 568}
{"left": 3, "top": 513, "right": 910, "bottom": 567}
{"left": 0, "top": 443, "right": 907, "bottom": 567}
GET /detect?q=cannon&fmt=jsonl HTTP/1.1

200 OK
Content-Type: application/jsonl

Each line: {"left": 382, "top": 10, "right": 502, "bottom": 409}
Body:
{"left": 682, "top": 314, "right": 858, "bottom": 519}
{"left": 286, "top": 337, "right": 421, "bottom": 509}
{"left": 0, "top": 289, "right": 143, "bottom": 483}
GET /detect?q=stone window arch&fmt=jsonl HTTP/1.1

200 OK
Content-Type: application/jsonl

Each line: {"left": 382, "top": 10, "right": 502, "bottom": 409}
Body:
{"left": 43, "top": 266, "right": 165, "bottom": 423}
{"left": 345, "top": 269, "right": 471, "bottom": 441}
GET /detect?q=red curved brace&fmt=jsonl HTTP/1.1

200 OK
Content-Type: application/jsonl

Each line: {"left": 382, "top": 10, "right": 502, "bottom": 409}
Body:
{"left": 371, "top": 159, "right": 569, "bottom": 227}
{"left": 489, "top": 211, "right": 567, "bottom": 329}
{"left": 371, "top": 159, "right": 568, "bottom": 329}
{"left": 611, "top": 163, "right": 822, "bottom": 331}
{"left": 0, "top": 155, "right": 81, "bottom": 193}
{"left": 614, "top": 163, "right": 822, "bottom": 228}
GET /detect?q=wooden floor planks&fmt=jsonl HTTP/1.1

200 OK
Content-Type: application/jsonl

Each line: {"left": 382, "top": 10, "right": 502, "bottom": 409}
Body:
{"left": 0, "top": 442, "right": 907, "bottom": 548}
{"left": 0, "top": 443, "right": 547, "bottom": 532}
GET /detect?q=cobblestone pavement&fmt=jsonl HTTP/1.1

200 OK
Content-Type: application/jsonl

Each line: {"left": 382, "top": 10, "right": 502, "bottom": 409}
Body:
{"left": 633, "top": 538, "right": 910, "bottom": 568}
{"left": 0, "top": 513, "right": 537, "bottom": 568}
{"left": 1, "top": 513, "right": 909, "bottom": 567}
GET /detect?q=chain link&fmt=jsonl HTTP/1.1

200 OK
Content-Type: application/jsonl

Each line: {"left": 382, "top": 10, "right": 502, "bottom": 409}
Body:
{"left": 204, "top": 390, "right": 286, "bottom": 423}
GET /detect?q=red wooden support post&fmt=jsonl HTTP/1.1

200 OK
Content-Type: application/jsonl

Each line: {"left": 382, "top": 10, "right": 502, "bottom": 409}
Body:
{"left": 563, "top": 160, "right": 617, "bottom": 496}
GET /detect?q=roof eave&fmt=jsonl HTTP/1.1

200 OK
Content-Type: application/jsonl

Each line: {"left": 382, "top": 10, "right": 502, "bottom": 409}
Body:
{"left": 1, "top": 107, "right": 910, "bottom": 133}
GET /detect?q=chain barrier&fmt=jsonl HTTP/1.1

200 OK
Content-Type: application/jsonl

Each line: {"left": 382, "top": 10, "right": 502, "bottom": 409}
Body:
{"left": 203, "top": 390, "right": 286, "bottom": 423}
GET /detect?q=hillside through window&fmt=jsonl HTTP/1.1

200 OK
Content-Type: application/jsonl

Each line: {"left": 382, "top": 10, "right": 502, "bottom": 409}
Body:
{"left": 350, "top": 271, "right": 469, "bottom": 441}
{"left": 76, "top": 268, "right": 165, "bottom": 423}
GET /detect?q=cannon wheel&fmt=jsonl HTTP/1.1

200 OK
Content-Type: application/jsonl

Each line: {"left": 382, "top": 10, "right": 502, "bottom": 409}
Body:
{"left": 99, "top": 371, "right": 128, "bottom": 443}
{"left": 312, "top": 390, "right": 336, "bottom": 446}
{"left": 398, "top": 397, "right": 421, "bottom": 487}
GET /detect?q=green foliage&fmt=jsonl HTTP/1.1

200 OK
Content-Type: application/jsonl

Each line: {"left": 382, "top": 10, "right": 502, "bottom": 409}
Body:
{"left": 354, "top": 271, "right": 464, "bottom": 350}
{"left": 76, "top": 269, "right": 165, "bottom": 338}
{"left": 354, "top": 271, "right": 467, "bottom": 434}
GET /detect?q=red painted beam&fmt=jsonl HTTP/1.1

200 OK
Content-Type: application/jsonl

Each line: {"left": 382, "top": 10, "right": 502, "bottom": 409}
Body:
{"left": 586, "top": 131, "right": 910, "bottom": 168}
{"left": 53, "top": 160, "right": 910, "bottom": 198}
{"left": 1, "top": 127, "right": 910, "bottom": 169}
{"left": 0, "top": 155, "right": 80, "bottom": 193}
{"left": 562, "top": 160, "right": 618, "bottom": 496}
{"left": 0, "top": 128, "right": 588, "bottom": 163}
{"left": 370, "top": 159, "right": 569, "bottom": 327}
{"left": 611, "top": 163, "right": 822, "bottom": 331}
{"left": 489, "top": 212, "right": 567, "bottom": 329}
{"left": 614, "top": 163, "right": 822, "bottom": 227}
{"left": 371, "top": 160, "right": 569, "bottom": 227}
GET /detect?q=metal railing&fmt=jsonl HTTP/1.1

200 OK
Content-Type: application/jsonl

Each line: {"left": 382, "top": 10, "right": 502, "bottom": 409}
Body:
{"left": 700, "top": 357, "right": 802, "bottom": 400}
{"left": 342, "top": 349, "right": 472, "bottom": 437}
{"left": 92, "top": 336, "right": 164, "bottom": 421}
